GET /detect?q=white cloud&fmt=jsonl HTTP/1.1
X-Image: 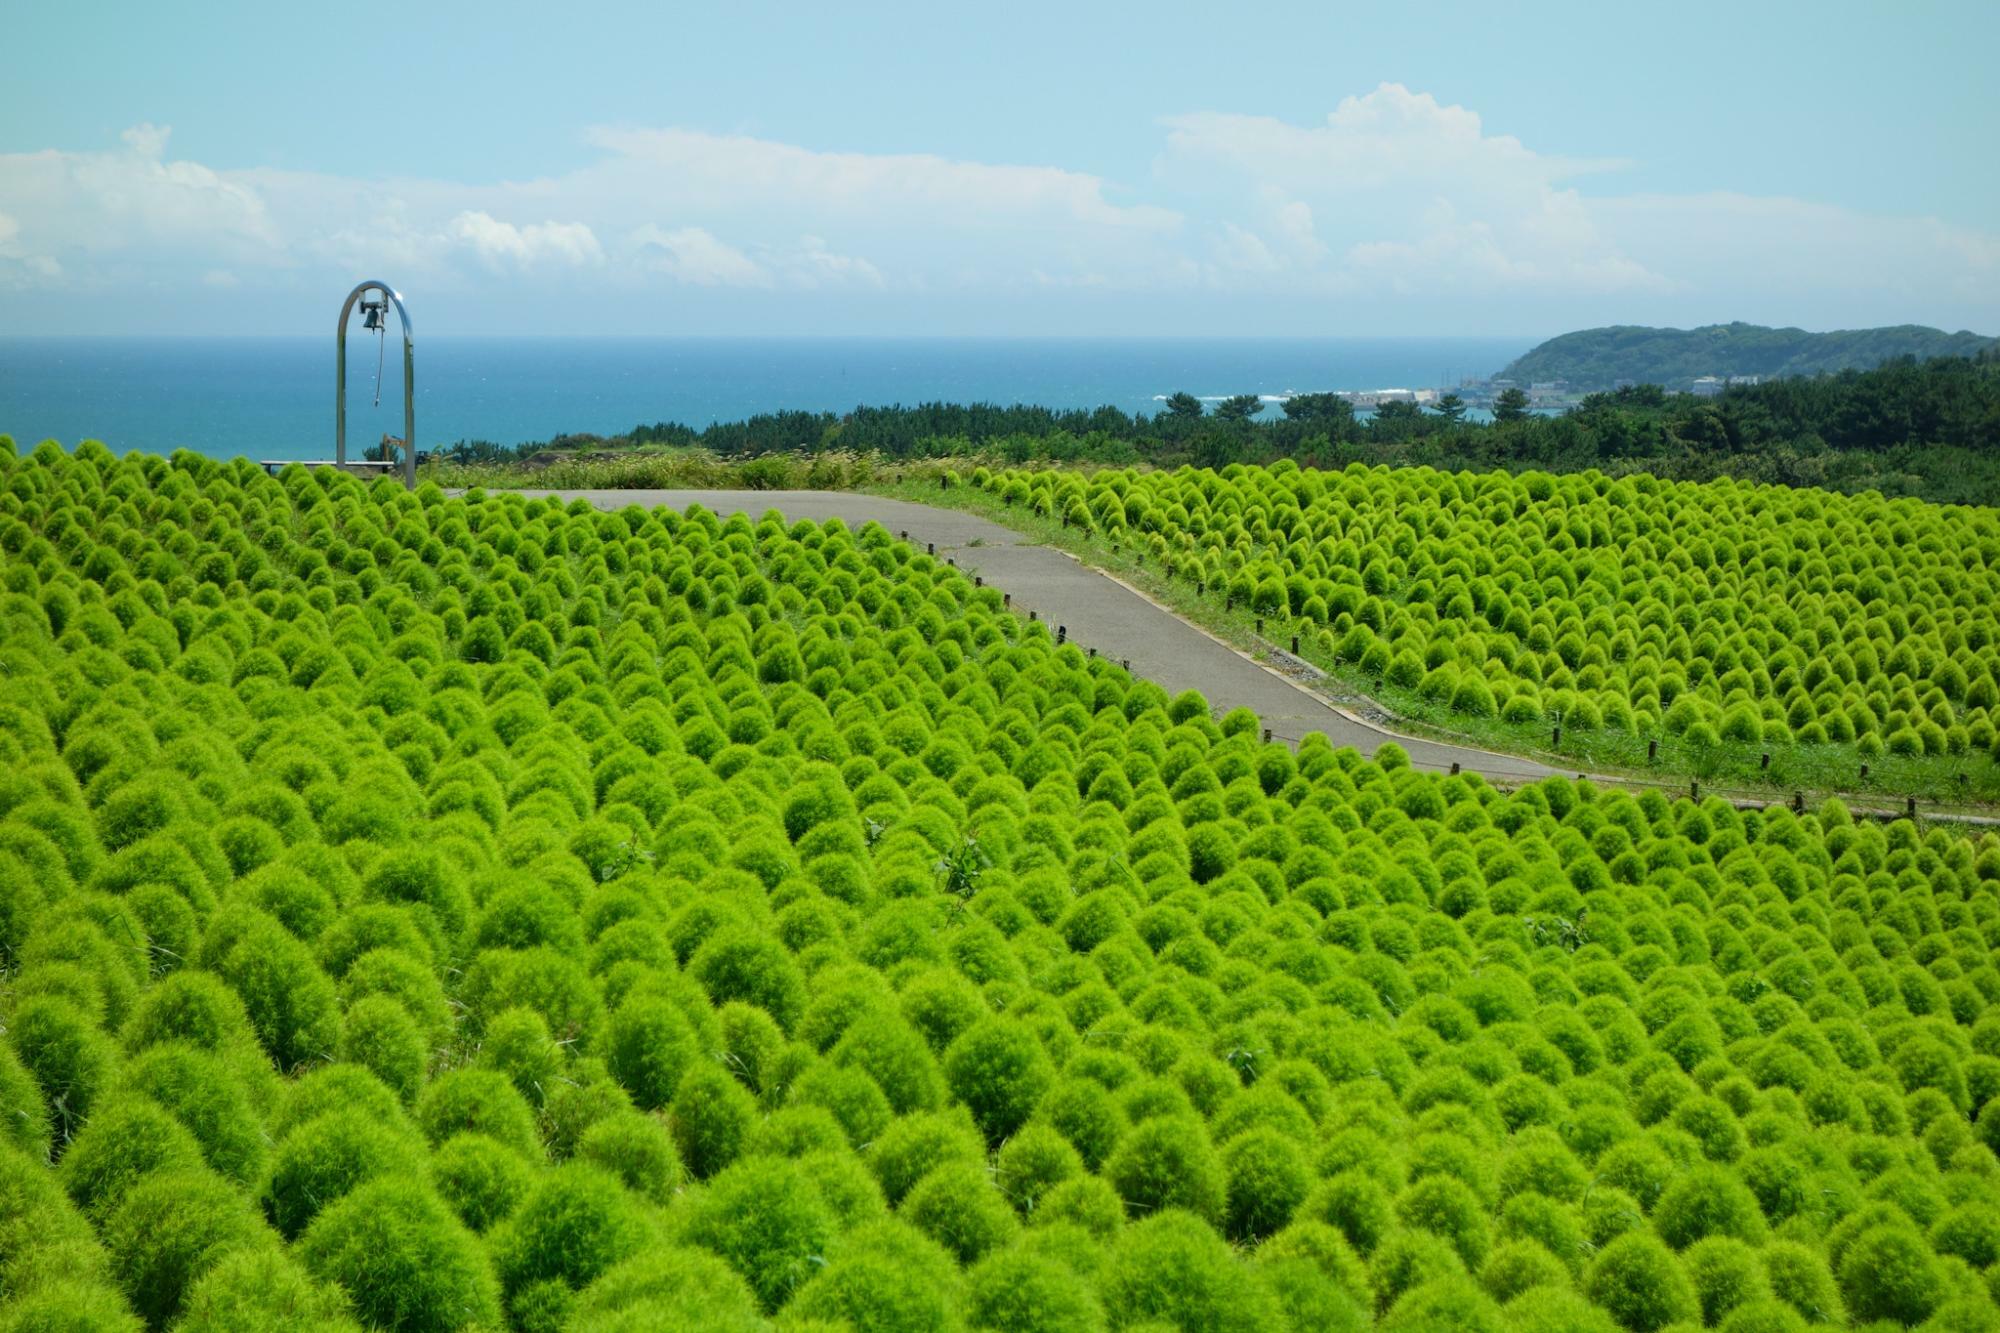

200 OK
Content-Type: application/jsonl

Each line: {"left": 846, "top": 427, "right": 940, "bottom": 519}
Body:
{"left": 1159, "top": 83, "right": 1666, "bottom": 296}
{"left": 0, "top": 122, "right": 278, "bottom": 272}
{"left": 581, "top": 126, "right": 1180, "bottom": 234}
{"left": 449, "top": 211, "right": 603, "bottom": 268}
{"left": 1591, "top": 191, "right": 2000, "bottom": 305}
{"left": 627, "top": 224, "right": 768, "bottom": 287}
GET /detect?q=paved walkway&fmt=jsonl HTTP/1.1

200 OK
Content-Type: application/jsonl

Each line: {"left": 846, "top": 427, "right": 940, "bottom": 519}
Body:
{"left": 502, "top": 489, "right": 1555, "bottom": 782}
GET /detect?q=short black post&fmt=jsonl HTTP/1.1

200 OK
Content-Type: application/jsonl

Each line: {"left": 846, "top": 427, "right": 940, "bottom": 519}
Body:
{"left": 1255, "top": 617, "right": 1264, "bottom": 636}
{"left": 939, "top": 474, "right": 947, "bottom": 490}
{"left": 947, "top": 557, "right": 955, "bottom": 568}
{"left": 1552, "top": 725, "right": 1562, "bottom": 749}
{"left": 1263, "top": 727, "right": 1273, "bottom": 744}
{"left": 900, "top": 530, "right": 908, "bottom": 540}
{"left": 1647, "top": 737, "right": 1659, "bottom": 762}
{"left": 1088, "top": 646, "right": 1096, "bottom": 659}
{"left": 1121, "top": 658, "right": 1130, "bottom": 672}
{"left": 1691, "top": 779, "right": 1700, "bottom": 801}
{"left": 1056, "top": 625, "right": 1066, "bottom": 644}
{"left": 1290, "top": 634, "right": 1299, "bottom": 654}
{"left": 1860, "top": 762, "right": 1869, "bottom": 780}
{"left": 927, "top": 542, "right": 934, "bottom": 556}
{"left": 1225, "top": 593, "right": 1234, "bottom": 611}
{"left": 1028, "top": 610, "right": 1037, "bottom": 623}
{"left": 974, "top": 576, "right": 982, "bottom": 587}
{"left": 1760, "top": 752, "right": 1769, "bottom": 771}
{"left": 1906, "top": 796, "right": 1917, "bottom": 819}
{"left": 1792, "top": 791, "right": 1804, "bottom": 812}
{"left": 1449, "top": 761, "right": 1460, "bottom": 776}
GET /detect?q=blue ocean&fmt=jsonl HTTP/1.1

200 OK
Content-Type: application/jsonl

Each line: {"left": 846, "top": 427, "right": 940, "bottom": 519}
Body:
{"left": 0, "top": 336, "right": 1534, "bottom": 461}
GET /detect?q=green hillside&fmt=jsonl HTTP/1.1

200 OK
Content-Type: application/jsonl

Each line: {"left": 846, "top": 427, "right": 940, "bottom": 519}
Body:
{"left": 1497, "top": 323, "right": 1997, "bottom": 389}
{"left": 5, "top": 438, "right": 2000, "bottom": 1331}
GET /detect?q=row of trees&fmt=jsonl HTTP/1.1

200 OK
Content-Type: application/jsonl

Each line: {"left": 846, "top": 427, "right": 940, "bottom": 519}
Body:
{"left": 436, "top": 352, "right": 2000, "bottom": 506}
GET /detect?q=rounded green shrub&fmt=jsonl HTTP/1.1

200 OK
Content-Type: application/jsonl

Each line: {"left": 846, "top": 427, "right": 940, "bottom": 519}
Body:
{"left": 679, "top": 1155, "right": 835, "bottom": 1313}
{"left": 567, "top": 1246, "right": 765, "bottom": 1333}
{"left": 335, "top": 994, "right": 428, "bottom": 1103}
{"left": 964, "top": 1246, "right": 1106, "bottom": 1333}
{"left": 101, "top": 1168, "right": 270, "bottom": 1328}
{"left": 57, "top": 1095, "right": 206, "bottom": 1221}
{"left": 604, "top": 996, "right": 697, "bottom": 1111}
{"left": 429, "top": 1132, "right": 534, "bottom": 1233}
{"left": 1222, "top": 1127, "right": 1310, "bottom": 1241}
{"left": 1105, "top": 1115, "right": 1226, "bottom": 1227}
{"left": 867, "top": 1108, "right": 987, "bottom": 1205}
{"left": 1652, "top": 1164, "right": 1767, "bottom": 1249}
{"left": 995, "top": 1121, "right": 1084, "bottom": 1216}
{"left": 1479, "top": 1237, "right": 1569, "bottom": 1302}
{"left": 1836, "top": 1223, "right": 1943, "bottom": 1325}
{"left": 670, "top": 1062, "right": 758, "bottom": 1179}
{"left": 944, "top": 1018, "right": 1053, "bottom": 1141}
{"left": 492, "top": 1163, "right": 653, "bottom": 1303}
{"left": 174, "top": 1246, "right": 358, "bottom": 1332}
{"left": 298, "top": 1176, "right": 502, "bottom": 1333}
{"left": 415, "top": 1067, "right": 540, "bottom": 1159}
{"left": 782, "top": 1217, "right": 961, "bottom": 1332}
{"left": 1100, "top": 1209, "right": 1281, "bottom": 1332}
{"left": 900, "top": 1159, "right": 1019, "bottom": 1263}
{"left": 261, "top": 1108, "right": 428, "bottom": 1238}
{"left": 1584, "top": 1231, "right": 1699, "bottom": 1333}
{"left": 1683, "top": 1235, "right": 1772, "bottom": 1326}
{"left": 577, "top": 1110, "right": 682, "bottom": 1204}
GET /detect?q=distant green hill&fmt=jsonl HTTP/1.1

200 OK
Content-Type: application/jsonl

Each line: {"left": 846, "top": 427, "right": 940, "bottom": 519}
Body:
{"left": 1497, "top": 322, "right": 1996, "bottom": 389}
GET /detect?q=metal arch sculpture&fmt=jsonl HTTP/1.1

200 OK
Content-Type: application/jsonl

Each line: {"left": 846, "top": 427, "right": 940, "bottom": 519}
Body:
{"left": 335, "top": 280, "right": 415, "bottom": 487}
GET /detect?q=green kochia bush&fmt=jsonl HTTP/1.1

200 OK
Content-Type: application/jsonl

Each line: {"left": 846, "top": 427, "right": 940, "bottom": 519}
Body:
{"left": 679, "top": 1155, "right": 834, "bottom": 1313}
{"left": 1101, "top": 1210, "right": 1283, "bottom": 1331}
{"left": 298, "top": 1176, "right": 501, "bottom": 1333}
{"left": 101, "top": 1168, "right": 271, "bottom": 1327}
{"left": 1105, "top": 1115, "right": 1226, "bottom": 1226}
{"left": 944, "top": 1017, "right": 1053, "bottom": 1141}
{"left": 1836, "top": 1223, "right": 1944, "bottom": 1325}
{"left": 261, "top": 1107, "right": 429, "bottom": 1238}
{"left": 491, "top": 1163, "right": 654, "bottom": 1311}
{"left": 1586, "top": 1231, "right": 1700, "bottom": 1332}
{"left": 965, "top": 1246, "right": 1106, "bottom": 1333}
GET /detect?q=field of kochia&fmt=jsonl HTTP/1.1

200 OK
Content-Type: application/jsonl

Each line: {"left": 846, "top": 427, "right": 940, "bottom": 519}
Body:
{"left": 970, "top": 462, "right": 2000, "bottom": 764}
{"left": 4, "top": 438, "right": 2000, "bottom": 1333}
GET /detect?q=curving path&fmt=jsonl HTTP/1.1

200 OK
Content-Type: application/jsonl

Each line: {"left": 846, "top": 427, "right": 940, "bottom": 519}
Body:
{"left": 500, "top": 489, "right": 1556, "bottom": 783}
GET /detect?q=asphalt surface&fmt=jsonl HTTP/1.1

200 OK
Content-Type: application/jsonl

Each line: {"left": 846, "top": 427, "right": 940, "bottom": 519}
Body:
{"left": 500, "top": 488, "right": 1556, "bottom": 782}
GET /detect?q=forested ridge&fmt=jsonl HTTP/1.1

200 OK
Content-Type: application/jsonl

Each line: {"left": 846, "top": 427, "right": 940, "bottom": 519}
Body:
{"left": 1497, "top": 324, "right": 1998, "bottom": 390}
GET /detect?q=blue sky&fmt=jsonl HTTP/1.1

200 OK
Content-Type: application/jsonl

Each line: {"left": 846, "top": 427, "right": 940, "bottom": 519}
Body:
{"left": 3, "top": 0, "right": 1995, "bottom": 336}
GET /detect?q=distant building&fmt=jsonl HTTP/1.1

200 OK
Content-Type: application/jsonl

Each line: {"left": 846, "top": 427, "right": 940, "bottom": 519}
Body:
{"left": 1691, "top": 376, "right": 1724, "bottom": 398}
{"left": 1726, "top": 374, "right": 1762, "bottom": 387}
{"left": 1331, "top": 388, "right": 1436, "bottom": 408}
